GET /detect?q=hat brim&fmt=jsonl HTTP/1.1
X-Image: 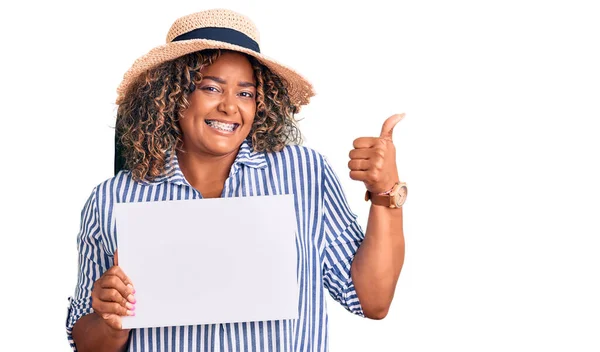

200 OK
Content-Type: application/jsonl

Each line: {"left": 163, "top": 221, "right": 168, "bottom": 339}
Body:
{"left": 116, "top": 39, "right": 315, "bottom": 107}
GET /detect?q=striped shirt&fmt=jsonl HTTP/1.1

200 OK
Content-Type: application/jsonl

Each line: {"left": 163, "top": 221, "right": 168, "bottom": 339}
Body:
{"left": 66, "top": 139, "right": 365, "bottom": 351}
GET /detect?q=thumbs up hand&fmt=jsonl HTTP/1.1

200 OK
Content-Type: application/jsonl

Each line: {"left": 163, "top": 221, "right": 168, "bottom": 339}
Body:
{"left": 348, "top": 113, "right": 405, "bottom": 193}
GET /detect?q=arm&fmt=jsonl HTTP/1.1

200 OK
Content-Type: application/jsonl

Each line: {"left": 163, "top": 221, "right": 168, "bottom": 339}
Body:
{"left": 66, "top": 188, "right": 132, "bottom": 351}
{"left": 351, "top": 204, "right": 404, "bottom": 319}
{"left": 348, "top": 113, "right": 407, "bottom": 319}
{"left": 72, "top": 313, "right": 130, "bottom": 352}
{"left": 321, "top": 158, "right": 366, "bottom": 317}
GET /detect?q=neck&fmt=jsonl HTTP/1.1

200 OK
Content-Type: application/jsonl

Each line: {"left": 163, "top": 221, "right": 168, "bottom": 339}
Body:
{"left": 176, "top": 148, "right": 237, "bottom": 198}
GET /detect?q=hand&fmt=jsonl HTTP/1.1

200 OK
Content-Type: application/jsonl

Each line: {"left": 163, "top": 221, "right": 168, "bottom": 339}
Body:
{"left": 348, "top": 113, "right": 405, "bottom": 193}
{"left": 91, "top": 250, "right": 136, "bottom": 331}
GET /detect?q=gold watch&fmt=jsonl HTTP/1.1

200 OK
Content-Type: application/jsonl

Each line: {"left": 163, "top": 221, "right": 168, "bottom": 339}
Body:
{"left": 365, "top": 182, "right": 408, "bottom": 208}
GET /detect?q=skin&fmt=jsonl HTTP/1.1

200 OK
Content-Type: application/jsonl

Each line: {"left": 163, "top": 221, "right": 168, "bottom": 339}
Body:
{"left": 176, "top": 51, "right": 257, "bottom": 197}
{"left": 348, "top": 113, "right": 407, "bottom": 319}
{"left": 72, "top": 52, "right": 405, "bottom": 351}
{"left": 72, "top": 52, "right": 257, "bottom": 351}
{"left": 71, "top": 250, "right": 133, "bottom": 352}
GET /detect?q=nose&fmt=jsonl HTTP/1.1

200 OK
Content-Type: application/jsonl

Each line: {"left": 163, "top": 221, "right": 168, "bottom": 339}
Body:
{"left": 217, "top": 92, "right": 238, "bottom": 115}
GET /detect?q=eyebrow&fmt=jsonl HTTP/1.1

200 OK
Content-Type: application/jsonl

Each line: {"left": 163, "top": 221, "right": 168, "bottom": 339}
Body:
{"left": 203, "top": 76, "right": 256, "bottom": 88}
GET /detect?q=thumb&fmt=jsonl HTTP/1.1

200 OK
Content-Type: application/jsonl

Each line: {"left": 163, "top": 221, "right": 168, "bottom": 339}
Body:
{"left": 379, "top": 113, "right": 406, "bottom": 140}
{"left": 114, "top": 249, "right": 119, "bottom": 266}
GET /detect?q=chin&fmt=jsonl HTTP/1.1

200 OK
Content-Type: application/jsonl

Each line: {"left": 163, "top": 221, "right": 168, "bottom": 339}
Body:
{"left": 201, "top": 136, "right": 247, "bottom": 155}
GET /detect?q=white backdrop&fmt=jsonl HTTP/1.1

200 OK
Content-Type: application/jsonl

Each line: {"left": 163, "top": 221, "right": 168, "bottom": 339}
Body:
{"left": 1, "top": 0, "right": 599, "bottom": 351}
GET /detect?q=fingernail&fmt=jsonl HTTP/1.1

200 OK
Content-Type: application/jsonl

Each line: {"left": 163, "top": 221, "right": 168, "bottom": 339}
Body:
{"left": 127, "top": 310, "right": 135, "bottom": 316}
{"left": 126, "top": 302, "right": 134, "bottom": 310}
{"left": 127, "top": 294, "right": 136, "bottom": 304}
{"left": 127, "top": 284, "right": 136, "bottom": 294}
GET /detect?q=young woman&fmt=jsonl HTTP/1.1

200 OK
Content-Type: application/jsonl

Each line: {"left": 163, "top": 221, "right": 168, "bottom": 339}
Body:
{"left": 67, "top": 8, "right": 407, "bottom": 352}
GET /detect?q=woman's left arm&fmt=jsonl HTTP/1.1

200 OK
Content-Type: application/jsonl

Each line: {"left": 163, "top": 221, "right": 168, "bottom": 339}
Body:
{"left": 351, "top": 204, "right": 404, "bottom": 319}
{"left": 348, "top": 114, "right": 407, "bottom": 319}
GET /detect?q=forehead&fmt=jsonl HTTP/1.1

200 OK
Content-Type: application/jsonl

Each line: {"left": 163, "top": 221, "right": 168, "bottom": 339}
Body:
{"left": 201, "top": 51, "right": 255, "bottom": 80}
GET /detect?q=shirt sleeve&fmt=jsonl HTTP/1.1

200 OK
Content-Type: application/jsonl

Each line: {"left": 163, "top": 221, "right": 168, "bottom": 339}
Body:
{"left": 65, "top": 187, "right": 109, "bottom": 351}
{"left": 320, "top": 157, "right": 366, "bottom": 317}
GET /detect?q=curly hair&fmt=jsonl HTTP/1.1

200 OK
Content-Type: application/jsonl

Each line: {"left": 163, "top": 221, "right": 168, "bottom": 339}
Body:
{"left": 115, "top": 49, "right": 302, "bottom": 181}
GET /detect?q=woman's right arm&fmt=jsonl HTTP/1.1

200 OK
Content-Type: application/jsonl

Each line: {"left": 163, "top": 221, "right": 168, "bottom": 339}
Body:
{"left": 72, "top": 312, "right": 130, "bottom": 352}
{"left": 66, "top": 188, "right": 135, "bottom": 351}
{"left": 72, "top": 250, "right": 135, "bottom": 352}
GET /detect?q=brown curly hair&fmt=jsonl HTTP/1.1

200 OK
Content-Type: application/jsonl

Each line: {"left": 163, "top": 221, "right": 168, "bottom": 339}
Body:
{"left": 116, "top": 49, "right": 302, "bottom": 181}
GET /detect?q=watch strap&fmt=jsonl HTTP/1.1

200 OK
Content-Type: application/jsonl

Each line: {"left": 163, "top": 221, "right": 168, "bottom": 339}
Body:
{"left": 365, "top": 190, "right": 394, "bottom": 207}
{"left": 364, "top": 182, "right": 401, "bottom": 208}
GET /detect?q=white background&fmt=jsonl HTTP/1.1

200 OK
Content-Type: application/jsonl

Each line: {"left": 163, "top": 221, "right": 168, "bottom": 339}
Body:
{"left": 1, "top": 0, "right": 599, "bottom": 351}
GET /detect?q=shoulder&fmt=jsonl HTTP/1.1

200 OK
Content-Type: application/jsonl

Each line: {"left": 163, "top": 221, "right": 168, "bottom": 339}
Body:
{"left": 92, "top": 170, "right": 135, "bottom": 198}
{"left": 86, "top": 170, "right": 147, "bottom": 211}
{"left": 266, "top": 144, "right": 327, "bottom": 170}
{"left": 77, "top": 171, "right": 139, "bottom": 253}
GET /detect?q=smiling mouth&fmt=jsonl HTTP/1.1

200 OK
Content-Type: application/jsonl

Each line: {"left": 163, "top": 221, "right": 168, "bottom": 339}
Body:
{"left": 205, "top": 120, "right": 240, "bottom": 133}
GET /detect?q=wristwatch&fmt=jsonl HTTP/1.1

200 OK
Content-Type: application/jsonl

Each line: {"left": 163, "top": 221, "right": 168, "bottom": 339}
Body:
{"left": 365, "top": 182, "right": 408, "bottom": 208}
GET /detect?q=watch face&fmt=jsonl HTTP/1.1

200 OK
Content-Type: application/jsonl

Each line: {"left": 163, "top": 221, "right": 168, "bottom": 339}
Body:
{"left": 394, "top": 185, "right": 408, "bottom": 207}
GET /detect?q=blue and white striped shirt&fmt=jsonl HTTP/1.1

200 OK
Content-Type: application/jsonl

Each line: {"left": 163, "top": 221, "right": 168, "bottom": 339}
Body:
{"left": 66, "top": 139, "right": 365, "bottom": 351}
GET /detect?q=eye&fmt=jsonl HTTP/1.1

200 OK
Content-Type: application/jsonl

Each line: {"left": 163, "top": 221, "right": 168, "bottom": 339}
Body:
{"left": 239, "top": 91, "right": 255, "bottom": 98}
{"left": 200, "top": 86, "right": 220, "bottom": 93}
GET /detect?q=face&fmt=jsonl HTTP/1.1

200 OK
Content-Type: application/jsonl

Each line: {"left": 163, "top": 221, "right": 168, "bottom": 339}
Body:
{"left": 179, "top": 51, "right": 257, "bottom": 158}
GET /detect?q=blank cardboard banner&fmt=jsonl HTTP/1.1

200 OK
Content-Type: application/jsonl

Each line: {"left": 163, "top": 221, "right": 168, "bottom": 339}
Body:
{"left": 115, "top": 194, "right": 298, "bottom": 329}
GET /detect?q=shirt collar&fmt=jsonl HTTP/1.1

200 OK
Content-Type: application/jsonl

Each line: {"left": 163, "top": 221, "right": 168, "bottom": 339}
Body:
{"left": 234, "top": 138, "right": 268, "bottom": 170}
{"left": 146, "top": 138, "right": 267, "bottom": 186}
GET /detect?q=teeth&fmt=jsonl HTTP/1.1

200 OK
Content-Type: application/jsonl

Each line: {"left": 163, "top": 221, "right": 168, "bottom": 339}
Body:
{"left": 206, "top": 120, "right": 236, "bottom": 132}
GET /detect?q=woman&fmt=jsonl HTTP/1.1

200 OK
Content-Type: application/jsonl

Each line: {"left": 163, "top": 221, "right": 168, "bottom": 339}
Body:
{"left": 66, "top": 8, "right": 407, "bottom": 352}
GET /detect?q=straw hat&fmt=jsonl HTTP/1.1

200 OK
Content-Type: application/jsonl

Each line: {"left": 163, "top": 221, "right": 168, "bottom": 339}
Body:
{"left": 116, "top": 9, "right": 315, "bottom": 107}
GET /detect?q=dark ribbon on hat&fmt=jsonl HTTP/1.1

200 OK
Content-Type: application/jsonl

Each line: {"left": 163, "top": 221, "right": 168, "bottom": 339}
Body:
{"left": 114, "top": 27, "right": 260, "bottom": 175}
{"left": 172, "top": 27, "right": 260, "bottom": 53}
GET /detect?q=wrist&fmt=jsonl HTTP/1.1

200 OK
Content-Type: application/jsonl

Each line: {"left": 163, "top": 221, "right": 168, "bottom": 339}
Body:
{"left": 95, "top": 312, "right": 130, "bottom": 340}
{"left": 376, "top": 181, "right": 400, "bottom": 195}
{"left": 365, "top": 181, "right": 407, "bottom": 208}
